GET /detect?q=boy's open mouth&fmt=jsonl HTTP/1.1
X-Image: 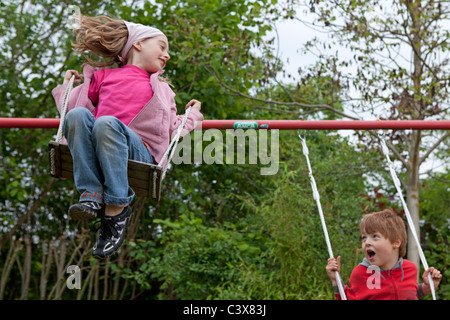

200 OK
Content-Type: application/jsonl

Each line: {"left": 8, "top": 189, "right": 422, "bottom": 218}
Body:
{"left": 367, "top": 250, "right": 376, "bottom": 260}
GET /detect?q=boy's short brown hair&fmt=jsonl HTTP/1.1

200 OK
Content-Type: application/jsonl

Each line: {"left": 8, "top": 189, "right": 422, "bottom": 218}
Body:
{"left": 359, "top": 209, "right": 407, "bottom": 257}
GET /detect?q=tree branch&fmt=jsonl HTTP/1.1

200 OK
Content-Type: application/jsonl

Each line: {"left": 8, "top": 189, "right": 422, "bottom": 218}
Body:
{"left": 205, "top": 65, "right": 360, "bottom": 120}
{"left": 419, "top": 131, "right": 450, "bottom": 166}
{"left": 0, "top": 178, "right": 56, "bottom": 250}
{"left": 368, "top": 129, "right": 411, "bottom": 170}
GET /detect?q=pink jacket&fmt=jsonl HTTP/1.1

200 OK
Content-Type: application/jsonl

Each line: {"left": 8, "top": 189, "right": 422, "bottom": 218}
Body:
{"left": 52, "top": 65, "right": 204, "bottom": 164}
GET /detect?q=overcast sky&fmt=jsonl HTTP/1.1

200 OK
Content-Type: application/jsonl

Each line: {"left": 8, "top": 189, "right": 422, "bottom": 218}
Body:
{"left": 269, "top": 13, "right": 449, "bottom": 175}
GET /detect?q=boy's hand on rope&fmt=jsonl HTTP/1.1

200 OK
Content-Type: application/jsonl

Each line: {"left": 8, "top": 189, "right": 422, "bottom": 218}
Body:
{"left": 63, "top": 70, "right": 83, "bottom": 86}
{"left": 422, "top": 267, "right": 442, "bottom": 295}
{"left": 185, "top": 99, "right": 201, "bottom": 112}
{"left": 326, "top": 256, "right": 341, "bottom": 285}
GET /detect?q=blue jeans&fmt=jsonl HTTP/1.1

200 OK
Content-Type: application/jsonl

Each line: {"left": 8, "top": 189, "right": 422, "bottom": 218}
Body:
{"left": 63, "top": 107, "right": 153, "bottom": 207}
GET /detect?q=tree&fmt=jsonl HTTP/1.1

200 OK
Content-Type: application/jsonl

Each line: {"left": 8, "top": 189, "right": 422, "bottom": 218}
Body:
{"left": 287, "top": 0, "right": 450, "bottom": 270}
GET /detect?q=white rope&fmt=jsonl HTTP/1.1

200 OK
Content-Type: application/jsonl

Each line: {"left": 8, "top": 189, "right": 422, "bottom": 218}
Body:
{"left": 50, "top": 75, "right": 75, "bottom": 176}
{"left": 159, "top": 106, "right": 192, "bottom": 180}
{"left": 378, "top": 132, "right": 436, "bottom": 300}
{"left": 56, "top": 75, "right": 75, "bottom": 143}
{"left": 298, "top": 132, "right": 347, "bottom": 300}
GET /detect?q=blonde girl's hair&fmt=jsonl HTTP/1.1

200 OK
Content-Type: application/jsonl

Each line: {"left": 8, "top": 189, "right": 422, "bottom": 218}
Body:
{"left": 359, "top": 208, "right": 407, "bottom": 257}
{"left": 72, "top": 15, "right": 128, "bottom": 68}
{"left": 72, "top": 15, "right": 172, "bottom": 85}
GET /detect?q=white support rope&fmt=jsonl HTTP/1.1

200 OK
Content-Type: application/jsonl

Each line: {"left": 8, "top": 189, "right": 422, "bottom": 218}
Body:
{"left": 56, "top": 75, "right": 75, "bottom": 143}
{"left": 158, "top": 106, "right": 192, "bottom": 180}
{"left": 378, "top": 132, "right": 436, "bottom": 300}
{"left": 50, "top": 75, "right": 75, "bottom": 176}
{"left": 298, "top": 132, "right": 347, "bottom": 300}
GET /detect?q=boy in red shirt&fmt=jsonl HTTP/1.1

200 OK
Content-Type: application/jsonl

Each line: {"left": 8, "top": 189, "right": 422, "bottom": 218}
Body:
{"left": 326, "top": 209, "right": 442, "bottom": 300}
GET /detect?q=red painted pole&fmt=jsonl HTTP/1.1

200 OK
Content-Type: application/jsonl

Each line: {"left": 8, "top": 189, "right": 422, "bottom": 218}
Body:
{"left": 200, "top": 120, "right": 450, "bottom": 130}
{"left": 1, "top": 117, "right": 450, "bottom": 130}
{"left": 0, "top": 118, "right": 60, "bottom": 128}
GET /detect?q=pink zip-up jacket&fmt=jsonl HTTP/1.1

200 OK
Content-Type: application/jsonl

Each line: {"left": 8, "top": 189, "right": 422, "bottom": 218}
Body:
{"left": 52, "top": 65, "right": 204, "bottom": 165}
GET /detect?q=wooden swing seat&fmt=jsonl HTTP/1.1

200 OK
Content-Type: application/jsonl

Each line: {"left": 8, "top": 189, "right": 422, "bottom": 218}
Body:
{"left": 48, "top": 141, "right": 162, "bottom": 201}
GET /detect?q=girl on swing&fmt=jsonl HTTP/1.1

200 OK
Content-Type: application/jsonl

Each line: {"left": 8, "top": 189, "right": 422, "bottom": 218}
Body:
{"left": 52, "top": 15, "right": 203, "bottom": 259}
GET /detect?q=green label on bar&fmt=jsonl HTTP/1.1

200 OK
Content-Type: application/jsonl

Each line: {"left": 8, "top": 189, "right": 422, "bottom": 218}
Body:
{"left": 233, "top": 121, "right": 258, "bottom": 129}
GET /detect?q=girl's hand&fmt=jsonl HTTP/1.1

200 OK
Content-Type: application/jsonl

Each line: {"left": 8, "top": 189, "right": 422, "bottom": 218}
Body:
{"left": 422, "top": 267, "right": 442, "bottom": 295}
{"left": 326, "top": 256, "right": 341, "bottom": 286}
{"left": 186, "top": 99, "right": 201, "bottom": 112}
{"left": 63, "top": 70, "right": 83, "bottom": 86}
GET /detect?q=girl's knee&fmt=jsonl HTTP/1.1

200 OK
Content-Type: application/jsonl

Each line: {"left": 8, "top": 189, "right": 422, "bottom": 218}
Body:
{"left": 65, "top": 107, "right": 92, "bottom": 126}
{"left": 92, "top": 116, "right": 123, "bottom": 141}
{"left": 64, "top": 107, "right": 93, "bottom": 134}
{"left": 93, "top": 116, "right": 115, "bottom": 131}
{"left": 66, "top": 107, "right": 91, "bottom": 119}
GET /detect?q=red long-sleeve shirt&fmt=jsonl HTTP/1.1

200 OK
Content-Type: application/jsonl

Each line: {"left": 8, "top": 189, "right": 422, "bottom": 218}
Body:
{"left": 335, "top": 258, "right": 420, "bottom": 300}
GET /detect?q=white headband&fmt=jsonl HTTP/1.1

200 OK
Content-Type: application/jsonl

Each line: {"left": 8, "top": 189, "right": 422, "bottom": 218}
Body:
{"left": 119, "top": 21, "right": 167, "bottom": 62}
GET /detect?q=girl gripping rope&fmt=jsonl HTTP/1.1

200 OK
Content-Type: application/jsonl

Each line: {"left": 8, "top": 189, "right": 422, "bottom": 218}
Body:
{"left": 52, "top": 15, "right": 203, "bottom": 259}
